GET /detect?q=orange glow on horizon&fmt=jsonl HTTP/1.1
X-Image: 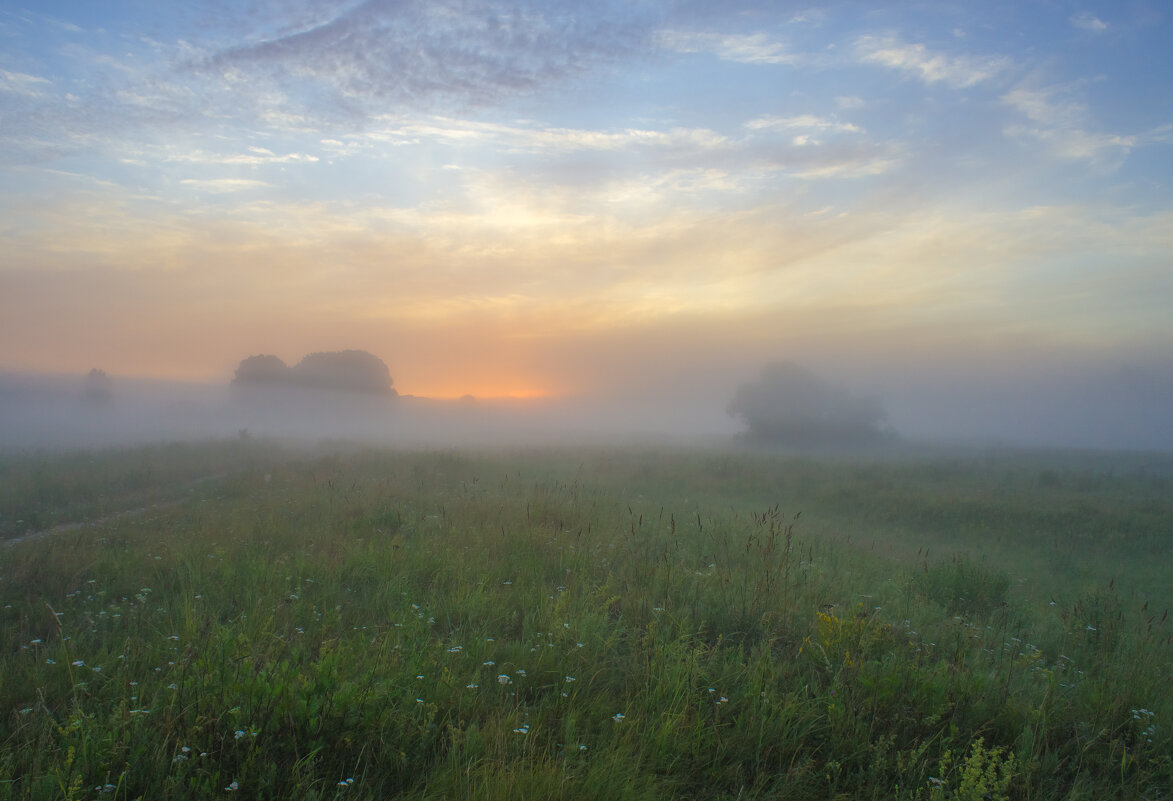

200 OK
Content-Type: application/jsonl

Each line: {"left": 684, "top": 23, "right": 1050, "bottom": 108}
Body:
{"left": 2, "top": 365, "right": 562, "bottom": 401}
{"left": 400, "top": 384, "right": 558, "bottom": 401}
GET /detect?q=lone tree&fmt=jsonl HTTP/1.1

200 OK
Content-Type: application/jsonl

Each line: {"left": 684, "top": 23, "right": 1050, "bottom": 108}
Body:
{"left": 80, "top": 368, "right": 113, "bottom": 404}
{"left": 728, "top": 362, "right": 889, "bottom": 448}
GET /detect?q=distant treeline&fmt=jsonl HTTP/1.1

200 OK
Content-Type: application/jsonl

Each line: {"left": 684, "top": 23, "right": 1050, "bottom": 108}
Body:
{"left": 232, "top": 350, "right": 396, "bottom": 396}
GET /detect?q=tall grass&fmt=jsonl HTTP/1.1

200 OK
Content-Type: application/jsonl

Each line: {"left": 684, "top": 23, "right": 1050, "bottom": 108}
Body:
{"left": 1, "top": 442, "right": 1169, "bottom": 799}
{"left": 0, "top": 439, "right": 283, "bottom": 539}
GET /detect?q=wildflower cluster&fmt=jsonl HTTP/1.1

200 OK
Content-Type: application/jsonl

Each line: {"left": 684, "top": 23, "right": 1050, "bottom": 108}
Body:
{"left": 1131, "top": 708, "right": 1157, "bottom": 744}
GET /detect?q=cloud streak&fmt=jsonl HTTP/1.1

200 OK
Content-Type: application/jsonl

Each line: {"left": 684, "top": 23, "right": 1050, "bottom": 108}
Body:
{"left": 655, "top": 30, "right": 799, "bottom": 64}
{"left": 1001, "top": 84, "right": 1167, "bottom": 167}
{"left": 1069, "top": 13, "right": 1109, "bottom": 34}
{"left": 201, "top": 0, "right": 656, "bottom": 112}
{"left": 172, "top": 147, "right": 320, "bottom": 165}
{"left": 360, "top": 115, "right": 730, "bottom": 154}
{"left": 855, "top": 34, "right": 1008, "bottom": 88}
{"left": 0, "top": 69, "right": 52, "bottom": 97}
{"left": 313, "top": 111, "right": 895, "bottom": 188}
{"left": 179, "top": 178, "right": 273, "bottom": 192}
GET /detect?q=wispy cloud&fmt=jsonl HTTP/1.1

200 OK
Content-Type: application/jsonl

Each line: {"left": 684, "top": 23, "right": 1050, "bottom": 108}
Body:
{"left": 1001, "top": 85, "right": 1159, "bottom": 166}
{"left": 319, "top": 138, "right": 364, "bottom": 157}
{"left": 179, "top": 178, "right": 272, "bottom": 192}
{"left": 745, "top": 115, "right": 862, "bottom": 134}
{"left": 0, "top": 1, "right": 656, "bottom": 164}
{"left": 855, "top": 35, "right": 1008, "bottom": 88}
{"left": 336, "top": 111, "right": 891, "bottom": 185}
{"left": 44, "top": 17, "right": 84, "bottom": 34}
{"left": 1069, "top": 12, "right": 1109, "bottom": 33}
{"left": 172, "top": 147, "right": 320, "bottom": 165}
{"left": 792, "top": 154, "right": 899, "bottom": 179}
{"left": 0, "top": 44, "right": 216, "bottom": 165}
{"left": 202, "top": 0, "right": 653, "bottom": 112}
{"left": 361, "top": 115, "right": 729, "bottom": 155}
{"left": 745, "top": 115, "right": 864, "bottom": 150}
{"left": 0, "top": 69, "right": 52, "bottom": 97}
{"left": 655, "top": 30, "right": 799, "bottom": 65}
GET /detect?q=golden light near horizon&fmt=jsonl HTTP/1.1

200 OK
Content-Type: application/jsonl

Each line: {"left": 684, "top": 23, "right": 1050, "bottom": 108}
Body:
{"left": 1, "top": 1, "right": 1171, "bottom": 448}
{"left": 409, "top": 385, "right": 556, "bottom": 401}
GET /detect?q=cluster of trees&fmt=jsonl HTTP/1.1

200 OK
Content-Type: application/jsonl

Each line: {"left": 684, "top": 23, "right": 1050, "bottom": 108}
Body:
{"left": 728, "top": 361, "right": 891, "bottom": 448}
{"left": 232, "top": 350, "right": 395, "bottom": 396}
{"left": 78, "top": 352, "right": 889, "bottom": 447}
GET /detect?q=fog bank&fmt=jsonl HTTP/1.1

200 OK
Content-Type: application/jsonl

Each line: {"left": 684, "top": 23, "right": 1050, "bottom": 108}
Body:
{"left": 2, "top": 360, "right": 1170, "bottom": 454}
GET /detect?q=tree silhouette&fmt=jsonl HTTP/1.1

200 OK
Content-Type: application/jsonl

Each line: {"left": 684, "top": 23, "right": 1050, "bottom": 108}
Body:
{"left": 293, "top": 350, "right": 395, "bottom": 395}
{"left": 728, "top": 362, "right": 889, "bottom": 448}
{"left": 232, "top": 350, "right": 395, "bottom": 396}
{"left": 80, "top": 368, "right": 113, "bottom": 404}
{"left": 232, "top": 354, "right": 292, "bottom": 386}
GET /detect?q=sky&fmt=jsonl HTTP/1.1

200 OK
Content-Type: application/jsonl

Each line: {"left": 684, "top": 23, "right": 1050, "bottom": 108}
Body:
{"left": 1, "top": 1, "right": 1171, "bottom": 438}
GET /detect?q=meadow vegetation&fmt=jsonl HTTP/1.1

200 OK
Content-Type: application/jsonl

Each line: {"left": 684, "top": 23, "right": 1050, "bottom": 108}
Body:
{"left": 1, "top": 440, "right": 1170, "bottom": 799}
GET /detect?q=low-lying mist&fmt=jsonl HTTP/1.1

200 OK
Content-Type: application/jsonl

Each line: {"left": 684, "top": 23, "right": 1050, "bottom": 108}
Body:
{"left": 2, "top": 360, "right": 1171, "bottom": 454}
{"left": 0, "top": 372, "right": 740, "bottom": 451}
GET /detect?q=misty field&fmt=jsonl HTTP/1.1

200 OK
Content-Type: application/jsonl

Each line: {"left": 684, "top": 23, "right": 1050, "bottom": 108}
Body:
{"left": 1, "top": 441, "right": 1170, "bottom": 800}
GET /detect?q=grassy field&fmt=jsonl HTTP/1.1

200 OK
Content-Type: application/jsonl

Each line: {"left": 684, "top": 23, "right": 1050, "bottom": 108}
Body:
{"left": 1, "top": 440, "right": 1170, "bottom": 799}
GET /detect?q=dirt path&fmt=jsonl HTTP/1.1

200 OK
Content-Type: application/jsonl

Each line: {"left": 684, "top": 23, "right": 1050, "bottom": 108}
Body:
{"left": 4, "top": 471, "right": 232, "bottom": 547}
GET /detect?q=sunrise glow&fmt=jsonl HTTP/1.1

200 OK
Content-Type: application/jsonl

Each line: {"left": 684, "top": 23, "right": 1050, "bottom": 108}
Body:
{"left": 1, "top": 1, "right": 1170, "bottom": 443}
